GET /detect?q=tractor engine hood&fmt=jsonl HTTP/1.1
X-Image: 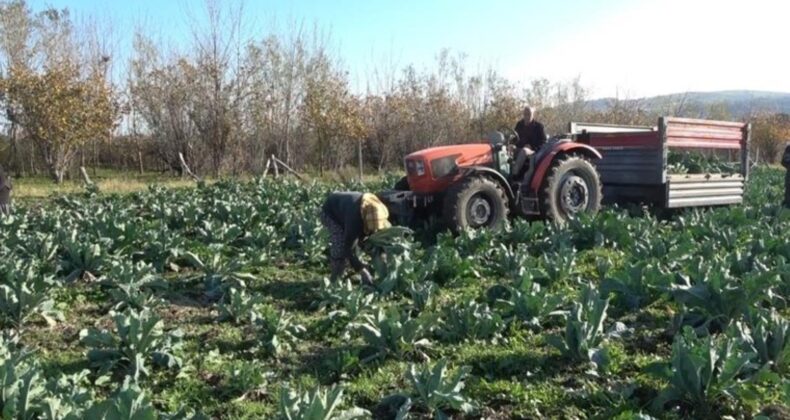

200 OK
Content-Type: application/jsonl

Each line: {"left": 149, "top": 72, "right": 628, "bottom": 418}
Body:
{"left": 404, "top": 143, "right": 494, "bottom": 194}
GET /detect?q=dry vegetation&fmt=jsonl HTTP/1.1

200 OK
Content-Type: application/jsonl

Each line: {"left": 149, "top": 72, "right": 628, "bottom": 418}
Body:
{"left": 1, "top": 0, "right": 788, "bottom": 184}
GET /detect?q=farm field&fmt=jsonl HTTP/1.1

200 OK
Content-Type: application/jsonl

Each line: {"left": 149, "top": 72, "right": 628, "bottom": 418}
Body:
{"left": 1, "top": 167, "right": 788, "bottom": 419}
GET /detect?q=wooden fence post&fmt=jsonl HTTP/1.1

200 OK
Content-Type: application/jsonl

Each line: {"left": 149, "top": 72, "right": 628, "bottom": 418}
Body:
{"left": 178, "top": 153, "right": 201, "bottom": 182}
{"left": 358, "top": 138, "right": 364, "bottom": 183}
{"left": 271, "top": 155, "right": 279, "bottom": 178}
{"left": 79, "top": 166, "right": 93, "bottom": 185}
{"left": 262, "top": 158, "right": 272, "bottom": 178}
{"left": 272, "top": 156, "right": 306, "bottom": 181}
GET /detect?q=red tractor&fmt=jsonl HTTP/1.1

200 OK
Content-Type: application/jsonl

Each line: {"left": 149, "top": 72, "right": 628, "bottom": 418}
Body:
{"left": 381, "top": 130, "right": 604, "bottom": 232}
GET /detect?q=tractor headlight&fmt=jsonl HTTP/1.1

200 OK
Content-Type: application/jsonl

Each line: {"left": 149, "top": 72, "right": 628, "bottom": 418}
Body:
{"left": 431, "top": 155, "right": 460, "bottom": 178}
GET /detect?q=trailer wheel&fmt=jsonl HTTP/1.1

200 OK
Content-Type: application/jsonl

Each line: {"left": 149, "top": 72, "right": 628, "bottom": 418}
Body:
{"left": 444, "top": 176, "right": 509, "bottom": 233}
{"left": 540, "top": 154, "right": 602, "bottom": 223}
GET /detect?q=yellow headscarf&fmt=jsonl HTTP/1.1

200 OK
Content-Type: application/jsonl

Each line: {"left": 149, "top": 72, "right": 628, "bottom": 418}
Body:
{"left": 360, "top": 193, "right": 392, "bottom": 235}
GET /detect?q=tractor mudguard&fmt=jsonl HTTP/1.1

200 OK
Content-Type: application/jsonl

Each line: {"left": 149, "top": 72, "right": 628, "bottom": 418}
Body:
{"left": 458, "top": 166, "right": 515, "bottom": 200}
{"left": 528, "top": 143, "right": 602, "bottom": 192}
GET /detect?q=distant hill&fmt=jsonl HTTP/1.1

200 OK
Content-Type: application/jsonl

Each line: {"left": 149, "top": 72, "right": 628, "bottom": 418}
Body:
{"left": 586, "top": 90, "right": 790, "bottom": 118}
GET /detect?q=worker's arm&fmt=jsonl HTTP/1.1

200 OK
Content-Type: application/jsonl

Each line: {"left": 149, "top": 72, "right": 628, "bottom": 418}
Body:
{"left": 342, "top": 211, "right": 366, "bottom": 271}
{"left": 347, "top": 245, "right": 365, "bottom": 272}
{"left": 337, "top": 231, "right": 367, "bottom": 276}
{"left": 514, "top": 122, "right": 527, "bottom": 149}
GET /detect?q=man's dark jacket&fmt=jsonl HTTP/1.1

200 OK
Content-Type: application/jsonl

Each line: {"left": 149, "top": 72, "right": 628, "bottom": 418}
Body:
{"left": 0, "top": 165, "right": 10, "bottom": 214}
{"left": 514, "top": 119, "right": 547, "bottom": 151}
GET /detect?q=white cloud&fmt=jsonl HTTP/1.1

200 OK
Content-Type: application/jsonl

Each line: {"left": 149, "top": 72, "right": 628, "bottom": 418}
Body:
{"left": 505, "top": 0, "right": 790, "bottom": 98}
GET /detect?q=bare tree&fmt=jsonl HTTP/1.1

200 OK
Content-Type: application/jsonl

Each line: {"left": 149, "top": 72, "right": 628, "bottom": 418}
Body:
{"left": 181, "top": 0, "right": 248, "bottom": 175}
{"left": 129, "top": 35, "right": 198, "bottom": 175}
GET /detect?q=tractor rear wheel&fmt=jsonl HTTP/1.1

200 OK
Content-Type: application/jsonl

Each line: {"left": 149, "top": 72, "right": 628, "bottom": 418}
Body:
{"left": 443, "top": 176, "right": 509, "bottom": 233}
{"left": 540, "top": 154, "right": 602, "bottom": 223}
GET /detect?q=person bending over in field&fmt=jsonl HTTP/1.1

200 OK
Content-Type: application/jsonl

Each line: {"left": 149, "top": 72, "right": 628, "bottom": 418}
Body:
{"left": 783, "top": 144, "right": 790, "bottom": 208}
{"left": 0, "top": 165, "right": 11, "bottom": 216}
{"left": 321, "top": 191, "right": 392, "bottom": 283}
{"left": 511, "top": 106, "right": 547, "bottom": 180}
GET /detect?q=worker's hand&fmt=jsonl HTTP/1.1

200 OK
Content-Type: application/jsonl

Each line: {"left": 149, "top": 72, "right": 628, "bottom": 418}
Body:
{"left": 360, "top": 268, "right": 374, "bottom": 286}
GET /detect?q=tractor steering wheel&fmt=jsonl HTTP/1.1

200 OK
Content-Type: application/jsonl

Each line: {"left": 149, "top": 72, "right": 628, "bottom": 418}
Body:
{"left": 503, "top": 127, "right": 520, "bottom": 145}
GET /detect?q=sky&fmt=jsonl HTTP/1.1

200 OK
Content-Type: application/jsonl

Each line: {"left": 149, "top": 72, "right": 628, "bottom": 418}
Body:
{"left": 26, "top": 0, "right": 790, "bottom": 99}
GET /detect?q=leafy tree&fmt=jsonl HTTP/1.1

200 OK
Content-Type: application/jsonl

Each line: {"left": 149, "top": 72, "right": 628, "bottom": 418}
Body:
{"left": 302, "top": 65, "right": 366, "bottom": 174}
{"left": 752, "top": 113, "right": 790, "bottom": 164}
{"left": 0, "top": 0, "right": 34, "bottom": 174}
{"left": 0, "top": 63, "right": 116, "bottom": 183}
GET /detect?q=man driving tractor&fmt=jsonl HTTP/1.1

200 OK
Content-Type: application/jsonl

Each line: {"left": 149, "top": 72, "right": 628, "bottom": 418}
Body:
{"left": 511, "top": 106, "right": 547, "bottom": 179}
{"left": 321, "top": 191, "right": 391, "bottom": 283}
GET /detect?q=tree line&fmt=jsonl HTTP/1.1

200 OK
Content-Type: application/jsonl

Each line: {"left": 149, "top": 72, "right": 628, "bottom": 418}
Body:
{"left": 0, "top": 0, "right": 787, "bottom": 183}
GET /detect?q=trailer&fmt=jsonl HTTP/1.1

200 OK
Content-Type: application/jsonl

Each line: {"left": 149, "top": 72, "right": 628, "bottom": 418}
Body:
{"left": 571, "top": 116, "right": 750, "bottom": 208}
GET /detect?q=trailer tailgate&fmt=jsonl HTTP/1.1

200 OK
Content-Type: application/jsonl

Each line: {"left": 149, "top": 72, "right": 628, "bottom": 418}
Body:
{"left": 666, "top": 173, "right": 745, "bottom": 208}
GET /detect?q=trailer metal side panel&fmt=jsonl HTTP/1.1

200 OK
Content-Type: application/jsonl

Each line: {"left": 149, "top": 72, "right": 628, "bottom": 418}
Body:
{"left": 582, "top": 131, "right": 664, "bottom": 185}
{"left": 660, "top": 117, "right": 748, "bottom": 208}
{"left": 569, "top": 122, "right": 655, "bottom": 134}
{"left": 594, "top": 148, "right": 665, "bottom": 185}
{"left": 664, "top": 117, "right": 747, "bottom": 150}
{"left": 666, "top": 174, "right": 745, "bottom": 208}
{"left": 577, "top": 117, "right": 749, "bottom": 209}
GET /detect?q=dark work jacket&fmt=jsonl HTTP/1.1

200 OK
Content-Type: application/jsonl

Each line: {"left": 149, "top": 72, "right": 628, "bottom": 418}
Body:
{"left": 514, "top": 119, "right": 547, "bottom": 151}
{"left": 322, "top": 191, "right": 364, "bottom": 258}
{"left": 782, "top": 145, "right": 790, "bottom": 168}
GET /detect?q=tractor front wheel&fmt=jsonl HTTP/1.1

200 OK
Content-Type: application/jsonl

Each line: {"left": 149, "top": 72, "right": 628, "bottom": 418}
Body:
{"left": 443, "top": 176, "right": 509, "bottom": 233}
{"left": 540, "top": 154, "right": 602, "bottom": 222}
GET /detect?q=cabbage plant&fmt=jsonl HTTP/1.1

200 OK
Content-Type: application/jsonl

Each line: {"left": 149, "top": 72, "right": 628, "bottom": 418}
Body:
{"left": 547, "top": 283, "right": 610, "bottom": 369}
{"left": 277, "top": 384, "right": 369, "bottom": 420}
{"left": 80, "top": 309, "right": 183, "bottom": 381}
{"left": 0, "top": 260, "right": 62, "bottom": 330}
{"left": 649, "top": 327, "right": 756, "bottom": 416}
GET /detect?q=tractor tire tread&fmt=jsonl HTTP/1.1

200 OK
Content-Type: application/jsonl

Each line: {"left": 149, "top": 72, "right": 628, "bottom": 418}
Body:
{"left": 443, "top": 176, "right": 509, "bottom": 233}
{"left": 540, "top": 154, "right": 603, "bottom": 222}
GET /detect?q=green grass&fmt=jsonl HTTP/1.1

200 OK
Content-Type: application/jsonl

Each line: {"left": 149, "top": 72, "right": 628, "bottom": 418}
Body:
{"left": 10, "top": 167, "right": 392, "bottom": 202}
{"left": 12, "top": 168, "right": 200, "bottom": 201}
